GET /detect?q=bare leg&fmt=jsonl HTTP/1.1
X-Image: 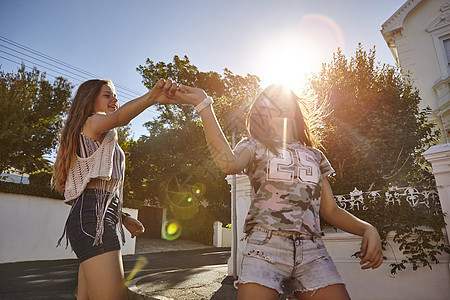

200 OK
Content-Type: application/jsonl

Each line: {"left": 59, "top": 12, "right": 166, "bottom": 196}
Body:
{"left": 80, "top": 250, "right": 127, "bottom": 300}
{"left": 77, "top": 265, "right": 89, "bottom": 300}
{"left": 295, "top": 284, "right": 350, "bottom": 300}
{"left": 238, "top": 283, "right": 279, "bottom": 300}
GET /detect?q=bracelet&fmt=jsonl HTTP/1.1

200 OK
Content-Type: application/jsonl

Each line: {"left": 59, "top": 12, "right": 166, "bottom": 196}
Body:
{"left": 122, "top": 212, "right": 131, "bottom": 221}
{"left": 194, "top": 97, "right": 213, "bottom": 113}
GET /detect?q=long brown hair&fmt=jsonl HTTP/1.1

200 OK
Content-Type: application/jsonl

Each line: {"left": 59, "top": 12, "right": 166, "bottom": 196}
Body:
{"left": 247, "top": 84, "right": 320, "bottom": 154}
{"left": 52, "top": 79, "right": 111, "bottom": 193}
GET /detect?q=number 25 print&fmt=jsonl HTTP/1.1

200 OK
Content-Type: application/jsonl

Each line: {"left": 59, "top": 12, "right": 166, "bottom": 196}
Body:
{"left": 266, "top": 148, "right": 319, "bottom": 184}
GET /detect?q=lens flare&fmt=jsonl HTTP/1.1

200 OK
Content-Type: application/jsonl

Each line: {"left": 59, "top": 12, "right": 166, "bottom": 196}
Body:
{"left": 161, "top": 219, "right": 182, "bottom": 241}
{"left": 192, "top": 182, "right": 206, "bottom": 197}
{"left": 171, "top": 191, "right": 193, "bottom": 206}
{"left": 166, "top": 175, "right": 206, "bottom": 220}
{"left": 125, "top": 256, "right": 148, "bottom": 282}
{"left": 167, "top": 222, "right": 178, "bottom": 235}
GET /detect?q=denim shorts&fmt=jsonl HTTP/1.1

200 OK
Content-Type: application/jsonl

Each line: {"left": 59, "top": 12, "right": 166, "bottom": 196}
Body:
{"left": 66, "top": 189, "right": 120, "bottom": 263}
{"left": 236, "top": 225, "right": 344, "bottom": 294}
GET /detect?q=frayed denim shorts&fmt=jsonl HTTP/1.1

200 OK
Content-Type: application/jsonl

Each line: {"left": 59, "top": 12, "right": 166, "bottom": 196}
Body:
{"left": 66, "top": 189, "right": 120, "bottom": 263}
{"left": 235, "top": 225, "right": 344, "bottom": 294}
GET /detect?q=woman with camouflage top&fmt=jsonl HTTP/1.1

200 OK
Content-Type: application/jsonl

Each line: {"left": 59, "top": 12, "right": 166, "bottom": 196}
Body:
{"left": 174, "top": 84, "right": 383, "bottom": 300}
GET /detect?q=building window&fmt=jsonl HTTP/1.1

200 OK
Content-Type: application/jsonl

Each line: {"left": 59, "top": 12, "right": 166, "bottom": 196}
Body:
{"left": 445, "top": 38, "right": 450, "bottom": 71}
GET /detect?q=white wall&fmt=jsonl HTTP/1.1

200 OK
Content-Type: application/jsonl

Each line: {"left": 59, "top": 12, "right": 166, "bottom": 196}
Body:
{"left": 0, "top": 192, "right": 137, "bottom": 263}
{"left": 324, "top": 231, "right": 450, "bottom": 300}
{"left": 213, "top": 221, "right": 232, "bottom": 247}
{"left": 222, "top": 226, "right": 232, "bottom": 247}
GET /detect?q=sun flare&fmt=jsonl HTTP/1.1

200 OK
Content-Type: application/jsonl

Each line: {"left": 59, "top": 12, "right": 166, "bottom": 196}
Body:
{"left": 257, "top": 15, "right": 344, "bottom": 94}
{"left": 258, "top": 40, "right": 315, "bottom": 93}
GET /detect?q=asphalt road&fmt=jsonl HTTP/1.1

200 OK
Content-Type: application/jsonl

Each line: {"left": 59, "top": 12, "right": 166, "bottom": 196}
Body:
{"left": 0, "top": 247, "right": 231, "bottom": 300}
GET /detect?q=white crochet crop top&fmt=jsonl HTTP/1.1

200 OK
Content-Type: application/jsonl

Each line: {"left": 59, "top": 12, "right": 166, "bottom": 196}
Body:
{"left": 63, "top": 129, "right": 124, "bottom": 203}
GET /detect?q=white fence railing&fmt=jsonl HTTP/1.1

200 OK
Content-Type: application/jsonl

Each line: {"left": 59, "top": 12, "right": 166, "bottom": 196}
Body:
{"left": 335, "top": 186, "right": 440, "bottom": 211}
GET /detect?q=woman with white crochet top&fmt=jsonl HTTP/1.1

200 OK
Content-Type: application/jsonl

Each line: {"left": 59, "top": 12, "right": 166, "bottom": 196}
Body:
{"left": 53, "top": 78, "right": 179, "bottom": 299}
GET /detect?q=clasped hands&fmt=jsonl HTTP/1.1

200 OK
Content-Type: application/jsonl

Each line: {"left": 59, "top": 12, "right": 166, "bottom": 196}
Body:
{"left": 149, "top": 79, "right": 208, "bottom": 107}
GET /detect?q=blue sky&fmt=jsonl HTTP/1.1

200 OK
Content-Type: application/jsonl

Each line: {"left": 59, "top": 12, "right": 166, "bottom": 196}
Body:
{"left": 0, "top": 0, "right": 406, "bottom": 139}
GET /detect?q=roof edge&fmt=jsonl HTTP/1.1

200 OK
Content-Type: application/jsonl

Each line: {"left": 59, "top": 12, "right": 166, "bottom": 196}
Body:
{"left": 381, "top": 0, "right": 422, "bottom": 34}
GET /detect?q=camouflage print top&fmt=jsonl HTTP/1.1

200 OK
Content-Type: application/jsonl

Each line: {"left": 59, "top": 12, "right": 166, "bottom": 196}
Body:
{"left": 235, "top": 137, "right": 334, "bottom": 237}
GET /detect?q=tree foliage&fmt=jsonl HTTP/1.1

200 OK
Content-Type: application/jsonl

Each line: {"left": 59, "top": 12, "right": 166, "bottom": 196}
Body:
{"left": 308, "top": 45, "right": 440, "bottom": 193}
{"left": 310, "top": 45, "right": 447, "bottom": 274}
{"left": 117, "top": 124, "right": 137, "bottom": 208}
{"left": 0, "top": 65, "right": 72, "bottom": 174}
{"left": 125, "top": 56, "right": 261, "bottom": 231}
{"left": 136, "top": 55, "right": 260, "bottom": 135}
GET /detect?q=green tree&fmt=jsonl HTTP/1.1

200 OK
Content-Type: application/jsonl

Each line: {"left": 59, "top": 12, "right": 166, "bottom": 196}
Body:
{"left": 126, "top": 56, "right": 261, "bottom": 241}
{"left": 0, "top": 65, "right": 72, "bottom": 175}
{"left": 117, "top": 124, "right": 137, "bottom": 208}
{"left": 136, "top": 55, "right": 260, "bottom": 135}
{"left": 308, "top": 45, "right": 439, "bottom": 193}
{"left": 309, "top": 45, "right": 448, "bottom": 274}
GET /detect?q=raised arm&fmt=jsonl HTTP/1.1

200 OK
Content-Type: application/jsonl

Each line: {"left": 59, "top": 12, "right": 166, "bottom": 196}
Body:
{"left": 320, "top": 177, "right": 383, "bottom": 270}
{"left": 85, "top": 79, "right": 179, "bottom": 136}
{"left": 175, "top": 86, "right": 251, "bottom": 174}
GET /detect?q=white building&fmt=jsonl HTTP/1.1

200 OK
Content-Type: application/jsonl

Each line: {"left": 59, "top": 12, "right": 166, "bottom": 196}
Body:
{"left": 0, "top": 168, "right": 29, "bottom": 184}
{"left": 381, "top": 0, "right": 450, "bottom": 143}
